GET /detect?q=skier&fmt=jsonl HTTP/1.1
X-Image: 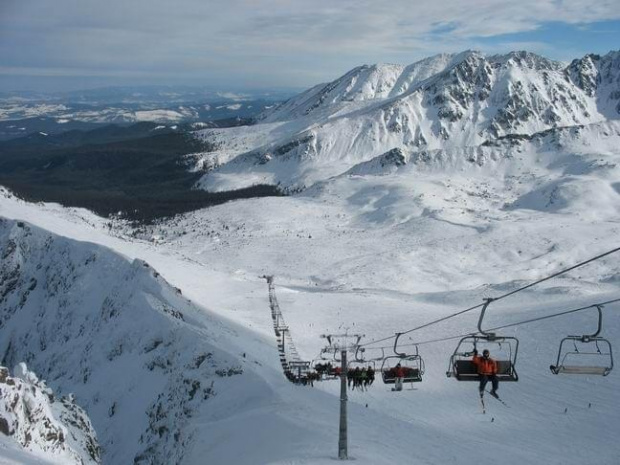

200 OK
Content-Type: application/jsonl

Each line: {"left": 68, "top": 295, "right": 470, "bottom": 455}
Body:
{"left": 360, "top": 367, "right": 368, "bottom": 391}
{"left": 366, "top": 366, "right": 375, "bottom": 387}
{"left": 472, "top": 349, "right": 499, "bottom": 398}
{"left": 393, "top": 363, "right": 405, "bottom": 392}
{"left": 347, "top": 368, "right": 354, "bottom": 389}
{"left": 353, "top": 367, "right": 361, "bottom": 390}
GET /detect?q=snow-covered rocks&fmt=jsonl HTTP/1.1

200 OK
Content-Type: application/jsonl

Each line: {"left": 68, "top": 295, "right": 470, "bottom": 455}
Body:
{"left": 1, "top": 156, "right": 620, "bottom": 464}
{"left": 194, "top": 50, "right": 620, "bottom": 191}
{"left": 0, "top": 219, "right": 254, "bottom": 464}
{"left": 0, "top": 363, "right": 100, "bottom": 464}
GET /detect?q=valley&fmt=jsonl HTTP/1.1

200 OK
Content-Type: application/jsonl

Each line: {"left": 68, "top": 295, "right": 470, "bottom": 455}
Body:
{"left": 0, "top": 48, "right": 619, "bottom": 464}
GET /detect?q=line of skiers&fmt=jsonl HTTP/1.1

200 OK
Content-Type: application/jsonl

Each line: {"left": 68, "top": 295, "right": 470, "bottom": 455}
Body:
{"left": 298, "top": 363, "right": 376, "bottom": 389}
{"left": 313, "top": 362, "right": 337, "bottom": 378}
{"left": 293, "top": 350, "right": 503, "bottom": 398}
{"left": 347, "top": 366, "right": 375, "bottom": 390}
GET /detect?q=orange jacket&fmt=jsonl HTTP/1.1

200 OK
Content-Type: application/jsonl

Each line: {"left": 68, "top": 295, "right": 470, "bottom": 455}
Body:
{"left": 472, "top": 355, "right": 498, "bottom": 375}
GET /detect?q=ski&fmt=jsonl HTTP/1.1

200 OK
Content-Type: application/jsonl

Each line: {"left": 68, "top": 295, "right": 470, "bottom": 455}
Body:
{"left": 485, "top": 390, "right": 510, "bottom": 408}
{"left": 479, "top": 393, "right": 486, "bottom": 414}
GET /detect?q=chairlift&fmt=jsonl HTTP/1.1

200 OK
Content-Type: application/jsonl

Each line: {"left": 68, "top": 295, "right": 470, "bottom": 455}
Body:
{"left": 446, "top": 298, "right": 519, "bottom": 382}
{"left": 381, "top": 333, "right": 424, "bottom": 384}
{"left": 311, "top": 333, "right": 364, "bottom": 380}
{"left": 343, "top": 347, "right": 377, "bottom": 389}
{"left": 550, "top": 305, "right": 613, "bottom": 376}
{"left": 348, "top": 346, "right": 377, "bottom": 370}
{"left": 288, "top": 360, "right": 312, "bottom": 384}
{"left": 311, "top": 348, "right": 338, "bottom": 379}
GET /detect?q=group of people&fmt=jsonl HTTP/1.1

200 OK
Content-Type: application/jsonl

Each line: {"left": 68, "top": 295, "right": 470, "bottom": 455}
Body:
{"left": 301, "top": 363, "right": 375, "bottom": 390}
{"left": 294, "top": 348, "right": 502, "bottom": 397}
{"left": 312, "top": 362, "right": 338, "bottom": 378}
{"left": 347, "top": 366, "right": 375, "bottom": 390}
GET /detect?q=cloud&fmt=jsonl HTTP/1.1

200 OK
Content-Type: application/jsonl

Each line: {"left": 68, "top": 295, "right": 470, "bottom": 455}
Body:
{"left": 1, "top": 0, "right": 619, "bottom": 90}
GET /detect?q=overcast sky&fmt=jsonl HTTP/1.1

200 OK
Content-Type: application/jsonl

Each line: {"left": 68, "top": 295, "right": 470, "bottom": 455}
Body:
{"left": 1, "top": 0, "right": 619, "bottom": 92}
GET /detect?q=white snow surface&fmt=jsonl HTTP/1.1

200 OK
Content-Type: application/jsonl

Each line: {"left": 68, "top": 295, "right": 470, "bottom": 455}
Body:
{"left": 0, "top": 434, "right": 59, "bottom": 465}
{"left": 1, "top": 107, "right": 620, "bottom": 465}
{"left": 0, "top": 49, "right": 620, "bottom": 465}
{"left": 133, "top": 109, "right": 196, "bottom": 122}
{"left": 0, "top": 105, "right": 198, "bottom": 124}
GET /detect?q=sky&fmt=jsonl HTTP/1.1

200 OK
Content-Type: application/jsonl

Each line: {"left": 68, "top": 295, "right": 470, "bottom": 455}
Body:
{"left": 1, "top": 0, "right": 619, "bottom": 93}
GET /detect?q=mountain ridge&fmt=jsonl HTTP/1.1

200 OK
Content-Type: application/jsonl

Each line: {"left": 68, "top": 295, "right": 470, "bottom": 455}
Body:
{"left": 195, "top": 49, "right": 620, "bottom": 192}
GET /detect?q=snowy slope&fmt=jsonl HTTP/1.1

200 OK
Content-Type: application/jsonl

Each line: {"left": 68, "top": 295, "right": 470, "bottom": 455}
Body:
{"left": 194, "top": 50, "right": 620, "bottom": 191}
{"left": 1, "top": 49, "right": 620, "bottom": 465}
{"left": 1, "top": 111, "right": 620, "bottom": 465}
{"left": 0, "top": 434, "right": 61, "bottom": 465}
{"left": 0, "top": 218, "right": 284, "bottom": 464}
{"left": 0, "top": 213, "right": 461, "bottom": 465}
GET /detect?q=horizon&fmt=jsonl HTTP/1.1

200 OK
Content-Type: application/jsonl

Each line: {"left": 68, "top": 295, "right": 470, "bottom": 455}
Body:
{"left": 1, "top": 0, "right": 620, "bottom": 93}
{"left": 2, "top": 48, "right": 619, "bottom": 97}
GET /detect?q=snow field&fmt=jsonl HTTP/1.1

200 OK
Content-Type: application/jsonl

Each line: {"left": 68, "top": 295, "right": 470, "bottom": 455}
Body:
{"left": 1, "top": 143, "right": 619, "bottom": 464}
{"left": 1, "top": 92, "right": 619, "bottom": 463}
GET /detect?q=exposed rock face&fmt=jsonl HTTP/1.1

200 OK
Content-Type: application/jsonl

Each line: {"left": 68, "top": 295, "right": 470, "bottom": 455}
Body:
{"left": 0, "top": 363, "right": 100, "bottom": 464}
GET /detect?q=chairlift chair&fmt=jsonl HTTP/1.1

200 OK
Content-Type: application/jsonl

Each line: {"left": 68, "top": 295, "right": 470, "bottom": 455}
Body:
{"left": 288, "top": 360, "right": 312, "bottom": 383}
{"left": 381, "top": 334, "right": 424, "bottom": 384}
{"left": 313, "top": 333, "right": 364, "bottom": 379}
{"left": 343, "top": 347, "right": 377, "bottom": 388}
{"left": 311, "top": 349, "right": 338, "bottom": 379}
{"left": 348, "top": 346, "right": 377, "bottom": 371}
{"left": 446, "top": 298, "right": 519, "bottom": 382}
{"left": 550, "top": 305, "right": 613, "bottom": 376}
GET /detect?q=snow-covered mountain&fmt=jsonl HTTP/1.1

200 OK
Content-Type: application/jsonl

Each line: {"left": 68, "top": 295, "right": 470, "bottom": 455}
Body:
{"left": 0, "top": 218, "right": 277, "bottom": 464}
{"left": 1, "top": 49, "right": 620, "bottom": 465}
{"left": 194, "top": 50, "right": 620, "bottom": 191}
{"left": 1, "top": 147, "right": 619, "bottom": 464}
{"left": 0, "top": 363, "right": 100, "bottom": 464}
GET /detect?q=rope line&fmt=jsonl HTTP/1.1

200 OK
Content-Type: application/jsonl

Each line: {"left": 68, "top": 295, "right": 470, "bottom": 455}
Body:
{"left": 362, "top": 297, "right": 620, "bottom": 351}
{"left": 360, "top": 245, "right": 620, "bottom": 348}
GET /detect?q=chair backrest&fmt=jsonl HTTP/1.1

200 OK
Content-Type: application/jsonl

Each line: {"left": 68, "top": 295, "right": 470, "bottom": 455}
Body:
{"left": 496, "top": 360, "right": 513, "bottom": 375}
{"left": 455, "top": 360, "right": 478, "bottom": 376}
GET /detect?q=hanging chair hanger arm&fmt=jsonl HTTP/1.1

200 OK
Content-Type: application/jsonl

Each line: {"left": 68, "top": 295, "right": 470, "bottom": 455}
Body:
{"left": 477, "top": 298, "right": 496, "bottom": 338}
{"left": 393, "top": 332, "right": 406, "bottom": 357}
{"left": 575, "top": 305, "right": 604, "bottom": 341}
{"left": 591, "top": 305, "right": 603, "bottom": 339}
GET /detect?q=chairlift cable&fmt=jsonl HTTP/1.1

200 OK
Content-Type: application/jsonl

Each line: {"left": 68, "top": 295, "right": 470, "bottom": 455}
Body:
{"left": 478, "top": 297, "right": 620, "bottom": 334}
{"left": 371, "top": 297, "right": 620, "bottom": 348}
{"left": 359, "top": 246, "right": 620, "bottom": 348}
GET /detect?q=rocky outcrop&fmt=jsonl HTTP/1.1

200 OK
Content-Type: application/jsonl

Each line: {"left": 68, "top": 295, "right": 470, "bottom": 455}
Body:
{"left": 0, "top": 363, "right": 100, "bottom": 464}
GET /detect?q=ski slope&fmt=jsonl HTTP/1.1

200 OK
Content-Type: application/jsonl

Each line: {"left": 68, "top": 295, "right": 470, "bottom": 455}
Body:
{"left": 2, "top": 53, "right": 620, "bottom": 460}
{"left": 0, "top": 139, "right": 619, "bottom": 465}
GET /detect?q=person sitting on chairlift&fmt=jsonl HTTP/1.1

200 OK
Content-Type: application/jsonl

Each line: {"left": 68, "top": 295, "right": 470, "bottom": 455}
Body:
{"left": 394, "top": 363, "right": 405, "bottom": 391}
{"left": 366, "top": 366, "right": 375, "bottom": 386}
{"left": 472, "top": 349, "right": 499, "bottom": 398}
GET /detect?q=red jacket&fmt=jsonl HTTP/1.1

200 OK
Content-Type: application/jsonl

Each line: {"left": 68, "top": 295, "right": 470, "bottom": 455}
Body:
{"left": 472, "top": 355, "right": 498, "bottom": 375}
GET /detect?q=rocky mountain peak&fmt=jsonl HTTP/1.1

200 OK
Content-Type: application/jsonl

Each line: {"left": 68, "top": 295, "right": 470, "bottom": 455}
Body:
{"left": 490, "top": 51, "right": 563, "bottom": 71}
{"left": 198, "top": 49, "right": 620, "bottom": 192}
